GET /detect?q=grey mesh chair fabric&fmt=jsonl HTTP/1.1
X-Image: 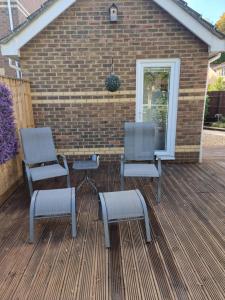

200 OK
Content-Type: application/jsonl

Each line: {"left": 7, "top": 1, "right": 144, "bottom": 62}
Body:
{"left": 99, "top": 189, "right": 151, "bottom": 248}
{"left": 29, "top": 164, "right": 68, "bottom": 181}
{"left": 20, "top": 127, "right": 57, "bottom": 164}
{"left": 29, "top": 188, "right": 76, "bottom": 242}
{"left": 124, "top": 122, "right": 155, "bottom": 161}
{"left": 20, "top": 127, "right": 70, "bottom": 197}
{"left": 121, "top": 122, "right": 162, "bottom": 203}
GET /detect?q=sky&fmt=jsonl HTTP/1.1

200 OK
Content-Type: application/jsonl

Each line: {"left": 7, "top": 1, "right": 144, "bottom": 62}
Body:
{"left": 186, "top": 0, "right": 225, "bottom": 24}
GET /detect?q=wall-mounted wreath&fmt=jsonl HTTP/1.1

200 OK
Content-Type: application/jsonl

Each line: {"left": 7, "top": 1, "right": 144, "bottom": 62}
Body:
{"left": 105, "top": 58, "right": 121, "bottom": 92}
{"left": 105, "top": 74, "right": 121, "bottom": 92}
{"left": 0, "top": 83, "right": 18, "bottom": 164}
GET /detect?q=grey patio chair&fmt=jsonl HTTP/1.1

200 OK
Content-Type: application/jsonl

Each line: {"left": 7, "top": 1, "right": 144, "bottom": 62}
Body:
{"left": 120, "top": 122, "right": 162, "bottom": 203}
{"left": 20, "top": 127, "right": 70, "bottom": 197}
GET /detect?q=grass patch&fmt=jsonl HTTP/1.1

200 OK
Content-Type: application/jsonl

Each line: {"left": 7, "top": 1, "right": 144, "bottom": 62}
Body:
{"left": 211, "top": 121, "right": 225, "bottom": 128}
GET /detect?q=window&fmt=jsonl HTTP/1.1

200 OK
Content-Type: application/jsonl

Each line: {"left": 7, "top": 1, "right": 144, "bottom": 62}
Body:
{"left": 136, "top": 59, "right": 180, "bottom": 159}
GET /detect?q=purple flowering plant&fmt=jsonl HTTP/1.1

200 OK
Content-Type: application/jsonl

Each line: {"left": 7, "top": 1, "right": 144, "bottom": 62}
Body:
{"left": 0, "top": 83, "right": 18, "bottom": 164}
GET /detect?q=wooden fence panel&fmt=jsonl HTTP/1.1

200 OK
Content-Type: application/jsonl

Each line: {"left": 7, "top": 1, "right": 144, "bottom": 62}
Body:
{"left": 0, "top": 76, "right": 34, "bottom": 204}
{"left": 207, "top": 91, "right": 225, "bottom": 121}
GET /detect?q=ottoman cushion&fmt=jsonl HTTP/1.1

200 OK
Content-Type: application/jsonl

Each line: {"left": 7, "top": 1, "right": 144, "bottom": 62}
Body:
{"left": 101, "top": 190, "right": 144, "bottom": 221}
{"left": 34, "top": 188, "right": 72, "bottom": 217}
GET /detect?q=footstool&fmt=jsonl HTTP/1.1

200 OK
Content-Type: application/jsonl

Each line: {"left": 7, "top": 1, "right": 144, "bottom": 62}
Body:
{"left": 29, "top": 188, "right": 76, "bottom": 243}
{"left": 98, "top": 189, "right": 151, "bottom": 248}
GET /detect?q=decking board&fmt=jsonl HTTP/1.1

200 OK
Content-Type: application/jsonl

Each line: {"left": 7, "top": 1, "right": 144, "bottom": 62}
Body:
{"left": 0, "top": 162, "right": 225, "bottom": 300}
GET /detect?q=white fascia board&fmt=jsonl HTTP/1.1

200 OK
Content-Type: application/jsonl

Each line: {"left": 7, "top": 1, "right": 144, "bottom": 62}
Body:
{"left": 1, "top": 0, "right": 76, "bottom": 58}
{"left": 153, "top": 0, "right": 225, "bottom": 53}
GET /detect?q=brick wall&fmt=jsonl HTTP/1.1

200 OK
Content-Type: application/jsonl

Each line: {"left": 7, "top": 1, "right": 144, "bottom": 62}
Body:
{"left": 0, "top": 0, "right": 44, "bottom": 76}
{"left": 20, "top": 0, "right": 208, "bottom": 162}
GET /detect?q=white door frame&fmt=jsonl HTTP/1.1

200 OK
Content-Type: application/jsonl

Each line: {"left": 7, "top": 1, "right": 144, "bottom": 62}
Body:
{"left": 136, "top": 58, "right": 181, "bottom": 160}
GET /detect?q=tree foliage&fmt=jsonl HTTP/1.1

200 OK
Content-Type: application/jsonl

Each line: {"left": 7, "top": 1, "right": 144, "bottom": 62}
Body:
{"left": 216, "top": 12, "right": 225, "bottom": 34}
{"left": 204, "top": 95, "right": 210, "bottom": 120}
{"left": 208, "top": 77, "right": 225, "bottom": 92}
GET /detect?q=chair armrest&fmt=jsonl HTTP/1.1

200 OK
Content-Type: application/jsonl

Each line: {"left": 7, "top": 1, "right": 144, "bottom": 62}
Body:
{"left": 91, "top": 154, "right": 100, "bottom": 168}
{"left": 96, "top": 155, "right": 100, "bottom": 168}
{"left": 57, "top": 154, "right": 69, "bottom": 171}
{"left": 155, "top": 155, "right": 162, "bottom": 176}
{"left": 120, "top": 154, "right": 125, "bottom": 176}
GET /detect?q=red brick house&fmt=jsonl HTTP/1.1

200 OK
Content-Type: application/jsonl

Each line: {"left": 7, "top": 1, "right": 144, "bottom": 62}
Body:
{"left": 1, "top": 0, "right": 225, "bottom": 163}
{"left": 0, "top": 0, "right": 45, "bottom": 77}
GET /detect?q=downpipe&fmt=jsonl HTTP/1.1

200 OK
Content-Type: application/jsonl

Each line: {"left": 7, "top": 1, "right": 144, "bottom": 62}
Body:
{"left": 7, "top": 0, "right": 22, "bottom": 78}
{"left": 8, "top": 58, "right": 22, "bottom": 78}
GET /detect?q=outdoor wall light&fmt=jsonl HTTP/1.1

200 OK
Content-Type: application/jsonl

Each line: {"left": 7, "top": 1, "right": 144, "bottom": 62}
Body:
{"left": 109, "top": 3, "right": 118, "bottom": 22}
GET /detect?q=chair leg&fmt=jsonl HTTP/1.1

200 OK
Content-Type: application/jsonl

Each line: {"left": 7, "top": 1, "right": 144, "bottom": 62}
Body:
{"left": 103, "top": 218, "right": 110, "bottom": 248}
{"left": 71, "top": 188, "right": 76, "bottom": 238}
{"left": 29, "top": 191, "right": 39, "bottom": 243}
{"left": 71, "top": 207, "right": 76, "bottom": 238}
{"left": 142, "top": 203, "right": 151, "bottom": 242}
{"left": 98, "top": 198, "right": 102, "bottom": 220}
{"left": 136, "top": 189, "right": 151, "bottom": 243}
{"left": 71, "top": 216, "right": 77, "bottom": 238}
{"left": 29, "top": 218, "right": 35, "bottom": 243}
{"left": 27, "top": 177, "right": 33, "bottom": 198}
{"left": 99, "top": 193, "right": 111, "bottom": 248}
{"left": 157, "top": 177, "right": 161, "bottom": 204}
{"left": 67, "top": 174, "right": 71, "bottom": 188}
{"left": 121, "top": 175, "right": 124, "bottom": 191}
{"left": 102, "top": 203, "right": 110, "bottom": 247}
{"left": 144, "top": 214, "right": 151, "bottom": 243}
{"left": 22, "top": 161, "right": 26, "bottom": 183}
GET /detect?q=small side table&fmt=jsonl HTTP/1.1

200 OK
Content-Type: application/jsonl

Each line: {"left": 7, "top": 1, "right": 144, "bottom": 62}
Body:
{"left": 99, "top": 189, "right": 151, "bottom": 248}
{"left": 73, "top": 155, "right": 100, "bottom": 192}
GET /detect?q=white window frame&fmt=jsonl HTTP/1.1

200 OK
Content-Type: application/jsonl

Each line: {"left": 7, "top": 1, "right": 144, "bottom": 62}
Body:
{"left": 136, "top": 58, "right": 181, "bottom": 160}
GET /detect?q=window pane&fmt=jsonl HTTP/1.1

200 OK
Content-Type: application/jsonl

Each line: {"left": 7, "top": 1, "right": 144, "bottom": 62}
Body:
{"left": 143, "top": 67, "right": 170, "bottom": 150}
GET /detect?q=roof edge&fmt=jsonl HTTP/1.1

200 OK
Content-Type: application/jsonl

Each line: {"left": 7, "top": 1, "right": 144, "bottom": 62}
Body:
{"left": 1, "top": 0, "right": 225, "bottom": 57}
{"left": 153, "top": 0, "right": 225, "bottom": 53}
{"left": 1, "top": 0, "right": 76, "bottom": 58}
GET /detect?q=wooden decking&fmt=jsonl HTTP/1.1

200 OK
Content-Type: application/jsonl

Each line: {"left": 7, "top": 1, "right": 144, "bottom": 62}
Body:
{"left": 0, "top": 161, "right": 225, "bottom": 300}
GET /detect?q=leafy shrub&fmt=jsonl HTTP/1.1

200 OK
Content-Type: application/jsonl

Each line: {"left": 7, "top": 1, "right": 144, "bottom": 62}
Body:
{"left": 0, "top": 84, "right": 18, "bottom": 164}
{"left": 211, "top": 121, "right": 225, "bottom": 128}
{"left": 208, "top": 77, "right": 225, "bottom": 91}
{"left": 204, "top": 95, "right": 210, "bottom": 120}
